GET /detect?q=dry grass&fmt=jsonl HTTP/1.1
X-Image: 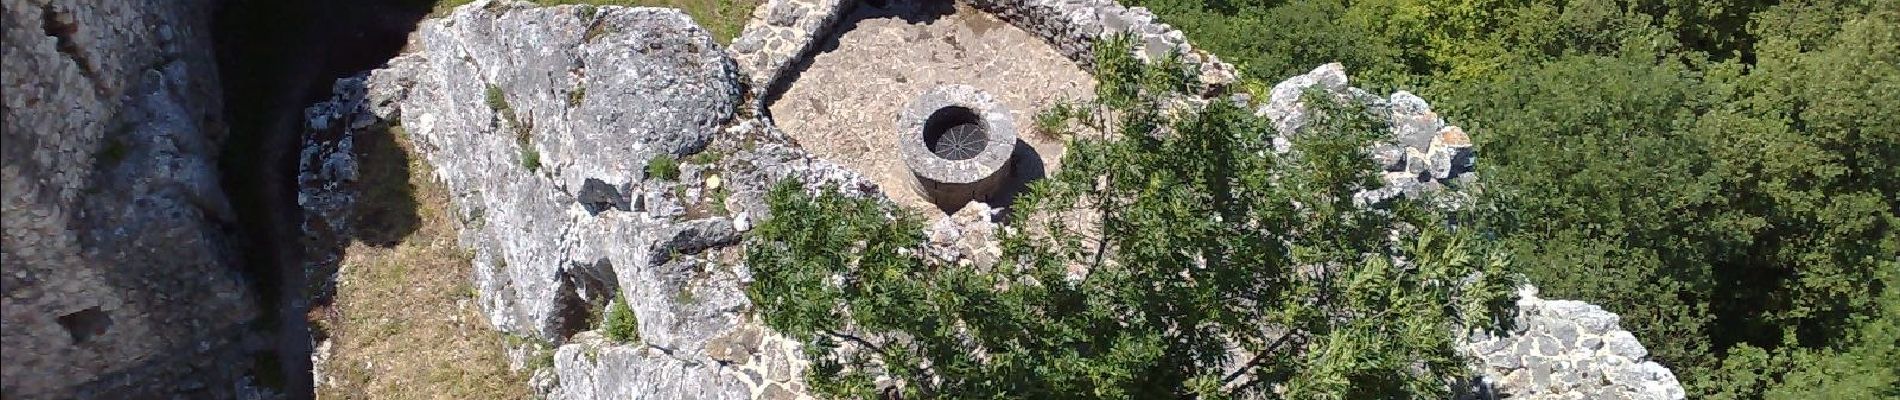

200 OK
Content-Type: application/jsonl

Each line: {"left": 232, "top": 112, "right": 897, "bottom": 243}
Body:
{"left": 430, "top": 0, "right": 762, "bottom": 43}
{"left": 313, "top": 127, "right": 537, "bottom": 400}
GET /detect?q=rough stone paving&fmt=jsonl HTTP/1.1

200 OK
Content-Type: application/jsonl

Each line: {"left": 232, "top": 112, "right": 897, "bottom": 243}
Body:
{"left": 291, "top": 0, "right": 1684, "bottom": 399}
{"left": 767, "top": 0, "right": 1092, "bottom": 213}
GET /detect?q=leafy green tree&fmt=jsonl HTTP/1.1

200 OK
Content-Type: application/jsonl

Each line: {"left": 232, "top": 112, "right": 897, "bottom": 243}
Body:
{"left": 745, "top": 41, "right": 1514, "bottom": 399}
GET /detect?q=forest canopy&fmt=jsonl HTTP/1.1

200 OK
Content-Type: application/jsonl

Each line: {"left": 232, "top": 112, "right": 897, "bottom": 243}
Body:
{"left": 1129, "top": 0, "right": 1899, "bottom": 397}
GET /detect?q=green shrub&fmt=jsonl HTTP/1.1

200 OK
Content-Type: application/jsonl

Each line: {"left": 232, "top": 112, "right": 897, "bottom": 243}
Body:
{"left": 601, "top": 294, "right": 639, "bottom": 343}
{"left": 484, "top": 84, "right": 509, "bottom": 112}
{"left": 743, "top": 39, "right": 1514, "bottom": 399}
{"left": 518, "top": 147, "right": 540, "bottom": 171}
{"left": 1031, "top": 100, "right": 1075, "bottom": 137}
{"left": 645, "top": 154, "right": 679, "bottom": 181}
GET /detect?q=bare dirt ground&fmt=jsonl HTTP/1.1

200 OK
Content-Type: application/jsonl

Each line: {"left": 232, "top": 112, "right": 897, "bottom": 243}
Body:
{"left": 311, "top": 128, "right": 535, "bottom": 400}
{"left": 766, "top": 0, "right": 1096, "bottom": 214}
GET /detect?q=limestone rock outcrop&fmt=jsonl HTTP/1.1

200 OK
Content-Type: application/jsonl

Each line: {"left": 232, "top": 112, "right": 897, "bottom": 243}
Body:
{"left": 304, "top": 2, "right": 881, "bottom": 398}
{"left": 374, "top": 0, "right": 745, "bottom": 342}
{"left": 2, "top": 0, "right": 258, "bottom": 397}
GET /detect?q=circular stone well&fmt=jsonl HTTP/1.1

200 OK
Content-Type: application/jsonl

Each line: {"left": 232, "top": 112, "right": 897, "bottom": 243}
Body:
{"left": 899, "top": 85, "right": 1017, "bottom": 211}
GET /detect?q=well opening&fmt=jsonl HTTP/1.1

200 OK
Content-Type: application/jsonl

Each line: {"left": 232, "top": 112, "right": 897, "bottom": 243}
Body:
{"left": 762, "top": 0, "right": 1095, "bottom": 213}
{"left": 923, "top": 106, "right": 987, "bottom": 161}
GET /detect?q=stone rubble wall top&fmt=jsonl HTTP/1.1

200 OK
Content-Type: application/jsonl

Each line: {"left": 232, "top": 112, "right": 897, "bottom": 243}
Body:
{"left": 1464, "top": 286, "right": 1688, "bottom": 400}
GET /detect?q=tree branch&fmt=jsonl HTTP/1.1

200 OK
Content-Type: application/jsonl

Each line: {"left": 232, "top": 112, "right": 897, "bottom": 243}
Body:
{"left": 1221, "top": 331, "right": 1302, "bottom": 386}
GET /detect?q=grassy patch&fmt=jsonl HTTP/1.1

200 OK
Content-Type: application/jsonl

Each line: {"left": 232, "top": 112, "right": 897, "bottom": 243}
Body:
{"left": 1031, "top": 100, "right": 1077, "bottom": 139}
{"left": 645, "top": 154, "right": 680, "bottom": 181}
{"left": 313, "top": 129, "right": 534, "bottom": 399}
{"left": 687, "top": 149, "right": 724, "bottom": 165}
{"left": 429, "top": 0, "right": 760, "bottom": 44}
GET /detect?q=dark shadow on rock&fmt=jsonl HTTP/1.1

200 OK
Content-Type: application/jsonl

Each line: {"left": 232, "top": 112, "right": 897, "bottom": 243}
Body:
{"left": 985, "top": 139, "right": 1046, "bottom": 223}
{"left": 213, "top": 0, "right": 438, "bottom": 397}
{"left": 348, "top": 124, "right": 422, "bottom": 247}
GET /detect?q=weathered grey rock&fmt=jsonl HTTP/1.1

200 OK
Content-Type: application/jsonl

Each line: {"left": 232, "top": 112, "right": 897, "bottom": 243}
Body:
{"left": 342, "top": 3, "right": 892, "bottom": 399}
{"left": 925, "top": 201, "right": 1003, "bottom": 268}
{"left": 380, "top": 0, "right": 743, "bottom": 341}
{"left": 1462, "top": 286, "right": 1686, "bottom": 400}
{"left": 2, "top": 0, "right": 258, "bottom": 397}
{"left": 551, "top": 332, "right": 754, "bottom": 399}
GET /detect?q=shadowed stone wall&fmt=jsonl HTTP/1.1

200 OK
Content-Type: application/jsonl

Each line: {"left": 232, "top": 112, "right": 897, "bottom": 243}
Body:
{"left": 2, "top": 0, "right": 258, "bottom": 397}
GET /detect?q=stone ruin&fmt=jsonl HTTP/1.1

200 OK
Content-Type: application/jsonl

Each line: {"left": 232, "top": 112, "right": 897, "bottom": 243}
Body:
{"left": 286, "top": 0, "right": 1688, "bottom": 399}
{"left": 898, "top": 85, "right": 1018, "bottom": 212}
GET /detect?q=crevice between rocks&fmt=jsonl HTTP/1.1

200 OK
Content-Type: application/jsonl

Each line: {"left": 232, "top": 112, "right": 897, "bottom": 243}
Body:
{"left": 40, "top": 3, "right": 102, "bottom": 95}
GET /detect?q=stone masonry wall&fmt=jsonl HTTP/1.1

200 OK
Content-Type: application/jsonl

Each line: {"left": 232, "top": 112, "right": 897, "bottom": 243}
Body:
{"left": 728, "top": 0, "right": 857, "bottom": 98}
{"left": 330, "top": 2, "right": 885, "bottom": 398}
{"left": 964, "top": 0, "right": 1237, "bottom": 89}
{"left": 1, "top": 0, "right": 258, "bottom": 398}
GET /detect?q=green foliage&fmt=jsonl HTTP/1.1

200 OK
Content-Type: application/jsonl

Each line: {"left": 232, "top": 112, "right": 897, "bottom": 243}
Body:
{"left": 645, "top": 154, "right": 680, "bottom": 181}
{"left": 484, "top": 84, "right": 509, "bottom": 112}
{"left": 688, "top": 150, "right": 724, "bottom": 166}
{"left": 1763, "top": 263, "right": 1900, "bottom": 400}
{"left": 1123, "top": 0, "right": 1899, "bottom": 396}
{"left": 745, "top": 41, "right": 1514, "bottom": 399}
{"left": 602, "top": 294, "right": 640, "bottom": 343}
{"left": 1032, "top": 100, "right": 1079, "bottom": 138}
{"left": 96, "top": 136, "right": 129, "bottom": 167}
{"left": 518, "top": 147, "right": 541, "bottom": 172}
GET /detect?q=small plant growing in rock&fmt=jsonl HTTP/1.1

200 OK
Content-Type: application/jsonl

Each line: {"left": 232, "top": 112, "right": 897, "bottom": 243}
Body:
{"left": 518, "top": 146, "right": 541, "bottom": 172}
{"left": 484, "top": 84, "right": 509, "bottom": 112}
{"left": 566, "top": 85, "right": 585, "bottom": 108}
{"left": 513, "top": 115, "right": 538, "bottom": 172}
{"left": 688, "top": 149, "right": 724, "bottom": 166}
{"left": 709, "top": 186, "right": 730, "bottom": 216}
{"left": 1032, "top": 100, "right": 1076, "bottom": 138}
{"left": 645, "top": 154, "right": 680, "bottom": 181}
{"left": 602, "top": 293, "right": 639, "bottom": 344}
